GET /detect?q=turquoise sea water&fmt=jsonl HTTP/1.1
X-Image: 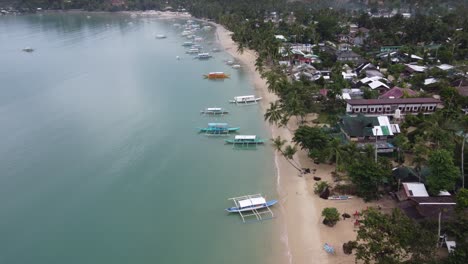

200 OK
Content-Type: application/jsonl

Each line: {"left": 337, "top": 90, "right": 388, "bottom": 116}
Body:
{"left": 0, "top": 13, "right": 281, "bottom": 264}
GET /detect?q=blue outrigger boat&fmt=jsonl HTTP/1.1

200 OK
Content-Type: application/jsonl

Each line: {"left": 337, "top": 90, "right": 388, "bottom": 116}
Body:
{"left": 198, "top": 123, "right": 239, "bottom": 135}
{"left": 226, "top": 194, "right": 277, "bottom": 223}
{"left": 225, "top": 135, "right": 266, "bottom": 145}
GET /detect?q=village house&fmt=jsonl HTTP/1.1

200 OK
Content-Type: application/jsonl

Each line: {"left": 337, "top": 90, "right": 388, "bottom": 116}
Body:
{"left": 336, "top": 51, "right": 362, "bottom": 63}
{"left": 339, "top": 114, "right": 400, "bottom": 153}
{"left": 379, "top": 86, "right": 419, "bottom": 99}
{"left": 390, "top": 182, "right": 457, "bottom": 222}
{"left": 345, "top": 98, "right": 441, "bottom": 117}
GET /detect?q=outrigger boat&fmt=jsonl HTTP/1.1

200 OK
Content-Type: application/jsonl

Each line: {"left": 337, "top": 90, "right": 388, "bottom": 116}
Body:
{"left": 182, "top": 41, "right": 194, "bottom": 47}
{"left": 328, "top": 195, "right": 352, "bottom": 200}
{"left": 186, "top": 48, "right": 201, "bottom": 54}
{"left": 203, "top": 72, "right": 230, "bottom": 79}
{"left": 229, "top": 95, "right": 262, "bottom": 104}
{"left": 200, "top": 107, "right": 229, "bottom": 115}
{"left": 225, "top": 135, "right": 266, "bottom": 145}
{"left": 195, "top": 52, "right": 212, "bottom": 59}
{"left": 198, "top": 123, "right": 239, "bottom": 135}
{"left": 22, "top": 47, "right": 34, "bottom": 52}
{"left": 226, "top": 194, "right": 277, "bottom": 223}
{"left": 155, "top": 34, "right": 167, "bottom": 39}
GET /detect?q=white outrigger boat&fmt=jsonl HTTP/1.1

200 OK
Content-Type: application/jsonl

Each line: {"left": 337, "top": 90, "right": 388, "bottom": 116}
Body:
{"left": 226, "top": 194, "right": 277, "bottom": 223}
{"left": 155, "top": 34, "right": 167, "bottom": 39}
{"left": 194, "top": 52, "right": 212, "bottom": 59}
{"left": 186, "top": 48, "right": 201, "bottom": 54}
{"left": 182, "top": 41, "right": 194, "bottom": 47}
{"left": 200, "top": 107, "right": 229, "bottom": 115}
{"left": 229, "top": 95, "right": 262, "bottom": 104}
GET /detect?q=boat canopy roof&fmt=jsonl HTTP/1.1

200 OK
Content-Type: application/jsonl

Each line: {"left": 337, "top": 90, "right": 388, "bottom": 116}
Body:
{"left": 206, "top": 107, "right": 222, "bottom": 111}
{"left": 208, "top": 123, "right": 228, "bottom": 127}
{"left": 238, "top": 197, "right": 266, "bottom": 208}
{"left": 209, "top": 72, "right": 225, "bottom": 74}
{"left": 235, "top": 135, "right": 256, "bottom": 140}
{"left": 234, "top": 95, "right": 255, "bottom": 99}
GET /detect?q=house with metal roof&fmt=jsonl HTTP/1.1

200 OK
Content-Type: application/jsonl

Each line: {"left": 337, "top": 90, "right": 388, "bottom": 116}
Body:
{"left": 339, "top": 114, "right": 400, "bottom": 152}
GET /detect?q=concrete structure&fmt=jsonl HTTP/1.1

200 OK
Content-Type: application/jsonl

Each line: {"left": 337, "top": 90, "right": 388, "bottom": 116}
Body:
{"left": 345, "top": 98, "right": 441, "bottom": 117}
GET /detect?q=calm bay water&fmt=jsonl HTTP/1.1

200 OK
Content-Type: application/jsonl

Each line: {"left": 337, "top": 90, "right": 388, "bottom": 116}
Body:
{"left": 0, "top": 13, "right": 280, "bottom": 264}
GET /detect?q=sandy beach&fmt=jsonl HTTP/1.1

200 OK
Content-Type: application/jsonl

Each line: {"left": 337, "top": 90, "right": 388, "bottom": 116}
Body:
{"left": 213, "top": 24, "right": 396, "bottom": 264}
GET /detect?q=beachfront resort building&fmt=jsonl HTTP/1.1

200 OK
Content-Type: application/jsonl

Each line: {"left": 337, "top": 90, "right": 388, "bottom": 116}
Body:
{"left": 345, "top": 98, "right": 441, "bottom": 117}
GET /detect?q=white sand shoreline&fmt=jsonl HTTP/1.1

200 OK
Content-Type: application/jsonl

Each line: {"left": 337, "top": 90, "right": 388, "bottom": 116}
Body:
{"left": 133, "top": 10, "right": 380, "bottom": 264}
{"left": 213, "top": 24, "right": 329, "bottom": 264}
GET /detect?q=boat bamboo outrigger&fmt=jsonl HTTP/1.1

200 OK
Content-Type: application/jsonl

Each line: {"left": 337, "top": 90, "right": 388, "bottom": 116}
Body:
{"left": 229, "top": 95, "right": 262, "bottom": 104}
{"left": 200, "top": 107, "right": 229, "bottom": 115}
{"left": 225, "top": 135, "right": 266, "bottom": 146}
{"left": 203, "top": 72, "right": 230, "bottom": 79}
{"left": 198, "top": 123, "right": 239, "bottom": 135}
{"left": 226, "top": 194, "right": 277, "bottom": 223}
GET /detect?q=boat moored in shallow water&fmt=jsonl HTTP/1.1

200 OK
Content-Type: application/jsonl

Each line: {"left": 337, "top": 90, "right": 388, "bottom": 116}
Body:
{"left": 226, "top": 194, "right": 277, "bottom": 223}
{"left": 203, "top": 72, "right": 230, "bottom": 79}
{"left": 229, "top": 95, "right": 262, "bottom": 104}
{"left": 225, "top": 135, "right": 265, "bottom": 145}
{"left": 198, "top": 123, "right": 239, "bottom": 135}
{"left": 195, "top": 52, "right": 212, "bottom": 59}
{"left": 155, "top": 34, "right": 167, "bottom": 39}
{"left": 182, "top": 41, "right": 194, "bottom": 47}
{"left": 200, "top": 107, "right": 229, "bottom": 115}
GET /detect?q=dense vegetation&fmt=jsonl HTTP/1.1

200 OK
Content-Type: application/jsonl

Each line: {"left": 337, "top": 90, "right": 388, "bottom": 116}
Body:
{"left": 4, "top": 0, "right": 468, "bottom": 263}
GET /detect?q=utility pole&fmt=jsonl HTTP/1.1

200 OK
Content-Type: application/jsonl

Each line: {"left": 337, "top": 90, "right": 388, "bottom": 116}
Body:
{"left": 374, "top": 127, "right": 378, "bottom": 163}
{"left": 462, "top": 132, "right": 466, "bottom": 188}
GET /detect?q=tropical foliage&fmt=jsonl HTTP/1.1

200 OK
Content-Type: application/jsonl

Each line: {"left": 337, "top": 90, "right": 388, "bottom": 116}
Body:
{"left": 426, "top": 149, "right": 460, "bottom": 195}
{"left": 354, "top": 208, "right": 436, "bottom": 264}
{"left": 321, "top": 207, "right": 340, "bottom": 227}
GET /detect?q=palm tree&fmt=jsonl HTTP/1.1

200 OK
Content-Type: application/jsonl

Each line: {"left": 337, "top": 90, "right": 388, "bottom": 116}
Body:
{"left": 329, "top": 138, "right": 343, "bottom": 172}
{"left": 264, "top": 101, "right": 284, "bottom": 126}
{"left": 271, "top": 136, "right": 302, "bottom": 173}
{"left": 255, "top": 57, "right": 264, "bottom": 74}
{"left": 412, "top": 138, "right": 429, "bottom": 182}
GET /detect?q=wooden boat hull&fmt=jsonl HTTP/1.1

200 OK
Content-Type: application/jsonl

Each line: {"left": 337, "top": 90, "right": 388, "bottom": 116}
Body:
{"left": 225, "top": 200, "right": 278, "bottom": 213}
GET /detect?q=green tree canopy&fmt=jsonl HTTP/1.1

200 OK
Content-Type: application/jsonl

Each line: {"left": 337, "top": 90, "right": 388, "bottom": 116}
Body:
{"left": 355, "top": 208, "right": 436, "bottom": 264}
{"left": 427, "top": 149, "right": 460, "bottom": 195}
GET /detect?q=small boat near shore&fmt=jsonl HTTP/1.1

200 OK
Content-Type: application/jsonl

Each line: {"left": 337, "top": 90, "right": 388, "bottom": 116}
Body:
{"left": 226, "top": 194, "right": 277, "bottom": 223}
{"left": 186, "top": 48, "right": 201, "bottom": 54}
{"left": 203, "top": 72, "right": 230, "bottom": 79}
{"left": 328, "top": 195, "right": 352, "bottom": 200}
{"left": 200, "top": 107, "right": 229, "bottom": 115}
{"left": 22, "top": 47, "right": 34, "bottom": 52}
{"left": 155, "top": 34, "right": 167, "bottom": 39}
{"left": 198, "top": 123, "right": 239, "bottom": 135}
{"left": 225, "top": 135, "right": 266, "bottom": 145}
{"left": 182, "top": 41, "right": 194, "bottom": 47}
{"left": 229, "top": 95, "right": 262, "bottom": 104}
{"left": 195, "top": 52, "right": 212, "bottom": 59}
